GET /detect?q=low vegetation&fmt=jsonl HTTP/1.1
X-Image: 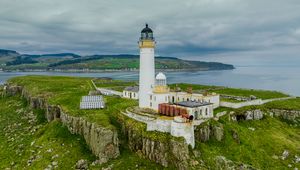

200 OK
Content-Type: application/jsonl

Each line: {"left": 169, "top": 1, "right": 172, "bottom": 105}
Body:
{"left": 0, "top": 91, "right": 168, "bottom": 169}
{"left": 0, "top": 96, "right": 95, "bottom": 169}
{"left": 4, "top": 75, "right": 300, "bottom": 169}
{"left": 197, "top": 116, "right": 300, "bottom": 169}
{"left": 170, "top": 83, "right": 290, "bottom": 100}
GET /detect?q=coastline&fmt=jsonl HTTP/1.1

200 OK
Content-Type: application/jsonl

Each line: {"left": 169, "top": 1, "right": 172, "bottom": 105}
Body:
{"left": 0, "top": 67, "right": 235, "bottom": 73}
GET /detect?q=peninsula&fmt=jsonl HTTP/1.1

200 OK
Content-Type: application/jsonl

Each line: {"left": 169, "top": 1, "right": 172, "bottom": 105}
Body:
{"left": 0, "top": 49, "right": 234, "bottom": 72}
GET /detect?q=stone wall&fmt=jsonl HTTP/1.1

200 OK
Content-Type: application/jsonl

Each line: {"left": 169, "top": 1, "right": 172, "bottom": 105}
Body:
{"left": 220, "top": 97, "right": 295, "bottom": 109}
{"left": 220, "top": 99, "right": 264, "bottom": 109}
{"left": 4, "top": 85, "right": 120, "bottom": 163}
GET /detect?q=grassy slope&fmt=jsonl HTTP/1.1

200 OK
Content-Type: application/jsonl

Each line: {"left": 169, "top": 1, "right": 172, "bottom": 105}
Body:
{"left": 6, "top": 76, "right": 300, "bottom": 169}
{"left": 197, "top": 116, "right": 300, "bottom": 169}
{"left": 0, "top": 96, "right": 95, "bottom": 169}
{"left": 8, "top": 76, "right": 137, "bottom": 129}
{"left": 5, "top": 76, "right": 170, "bottom": 169}
{"left": 0, "top": 96, "right": 168, "bottom": 170}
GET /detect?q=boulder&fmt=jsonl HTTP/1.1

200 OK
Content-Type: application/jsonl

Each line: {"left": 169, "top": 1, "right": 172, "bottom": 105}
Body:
{"left": 213, "top": 125, "right": 224, "bottom": 141}
{"left": 75, "top": 159, "right": 88, "bottom": 170}
{"left": 281, "top": 150, "right": 289, "bottom": 160}
{"left": 231, "top": 130, "right": 240, "bottom": 144}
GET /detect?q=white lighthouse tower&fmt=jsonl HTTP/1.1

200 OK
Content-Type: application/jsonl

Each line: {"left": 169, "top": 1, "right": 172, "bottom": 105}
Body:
{"left": 138, "top": 24, "right": 155, "bottom": 108}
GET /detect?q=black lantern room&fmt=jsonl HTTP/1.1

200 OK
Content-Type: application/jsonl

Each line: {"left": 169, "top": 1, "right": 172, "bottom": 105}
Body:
{"left": 140, "top": 24, "right": 154, "bottom": 40}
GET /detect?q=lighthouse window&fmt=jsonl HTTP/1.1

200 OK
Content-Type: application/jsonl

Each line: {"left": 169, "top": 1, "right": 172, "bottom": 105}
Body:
{"left": 150, "top": 95, "right": 152, "bottom": 100}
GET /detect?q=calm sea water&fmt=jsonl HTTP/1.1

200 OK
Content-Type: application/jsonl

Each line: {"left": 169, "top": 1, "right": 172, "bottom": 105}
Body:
{"left": 0, "top": 65, "right": 299, "bottom": 96}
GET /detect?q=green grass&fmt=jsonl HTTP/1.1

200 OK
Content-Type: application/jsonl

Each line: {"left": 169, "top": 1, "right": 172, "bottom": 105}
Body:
{"left": 8, "top": 76, "right": 138, "bottom": 129}
{"left": 0, "top": 95, "right": 167, "bottom": 170}
{"left": 93, "top": 78, "right": 137, "bottom": 92}
{"left": 0, "top": 96, "right": 96, "bottom": 169}
{"left": 196, "top": 116, "right": 300, "bottom": 169}
{"left": 6, "top": 75, "right": 300, "bottom": 169}
{"left": 170, "top": 83, "right": 289, "bottom": 100}
{"left": 264, "top": 98, "right": 300, "bottom": 110}
{"left": 214, "top": 88, "right": 289, "bottom": 100}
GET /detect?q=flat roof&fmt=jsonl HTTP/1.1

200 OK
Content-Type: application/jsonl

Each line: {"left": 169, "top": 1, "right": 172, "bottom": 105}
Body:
{"left": 124, "top": 86, "right": 139, "bottom": 92}
{"left": 175, "top": 101, "right": 212, "bottom": 108}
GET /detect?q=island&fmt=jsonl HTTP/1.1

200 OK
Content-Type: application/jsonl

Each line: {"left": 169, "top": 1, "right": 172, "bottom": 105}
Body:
{"left": 0, "top": 49, "right": 234, "bottom": 72}
{"left": 0, "top": 75, "right": 299, "bottom": 169}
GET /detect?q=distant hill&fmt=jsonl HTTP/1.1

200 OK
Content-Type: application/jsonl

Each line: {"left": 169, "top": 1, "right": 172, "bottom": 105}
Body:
{"left": 0, "top": 49, "right": 19, "bottom": 56}
{"left": 0, "top": 49, "right": 234, "bottom": 71}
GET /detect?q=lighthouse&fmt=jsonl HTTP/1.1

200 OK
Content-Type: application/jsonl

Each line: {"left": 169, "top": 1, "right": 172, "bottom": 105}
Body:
{"left": 138, "top": 24, "right": 155, "bottom": 108}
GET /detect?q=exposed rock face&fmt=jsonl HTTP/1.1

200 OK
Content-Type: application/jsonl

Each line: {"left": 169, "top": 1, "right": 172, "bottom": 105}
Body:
{"left": 75, "top": 159, "right": 88, "bottom": 170}
{"left": 61, "top": 112, "right": 119, "bottom": 161}
{"left": 230, "top": 110, "right": 264, "bottom": 121}
{"left": 194, "top": 123, "right": 224, "bottom": 142}
{"left": 245, "top": 110, "right": 264, "bottom": 120}
{"left": 271, "top": 109, "right": 300, "bottom": 122}
{"left": 4, "top": 84, "right": 120, "bottom": 163}
{"left": 5, "top": 84, "right": 193, "bottom": 169}
{"left": 231, "top": 130, "right": 240, "bottom": 144}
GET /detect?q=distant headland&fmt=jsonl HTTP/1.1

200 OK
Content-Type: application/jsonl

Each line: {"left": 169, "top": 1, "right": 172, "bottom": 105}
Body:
{"left": 0, "top": 49, "right": 234, "bottom": 72}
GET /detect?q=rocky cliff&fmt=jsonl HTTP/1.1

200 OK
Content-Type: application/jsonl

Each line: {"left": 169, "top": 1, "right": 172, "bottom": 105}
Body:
{"left": 4, "top": 84, "right": 194, "bottom": 169}
{"left": 271, "top": 109, "right": 300, "bottom": 123}
{"left": 116, "top": 112, "right": 194, "bottom": 170}
{"left": 4, "top": 85, "right": 120, "bottom": 163}
{"left": 194, "top": 121, "right": 224, "bottom": 142}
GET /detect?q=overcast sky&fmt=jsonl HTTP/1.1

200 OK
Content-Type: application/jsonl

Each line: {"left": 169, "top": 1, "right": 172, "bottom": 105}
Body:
{"left": 0, "top": 0, "right": 299, "bottom": 64}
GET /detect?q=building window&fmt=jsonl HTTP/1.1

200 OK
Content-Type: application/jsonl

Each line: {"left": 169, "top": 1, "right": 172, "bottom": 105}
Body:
{"left": 205, "top": 108, "right": 208, "bottom": 115}
{"left": 150, "top": 95, "right": 152, "bottom": 100}
{"left": 150, "top": 102, "right": 152, "bottom": 107}
{"left": 194, "top": 111, "right": 198, "bottom": 119}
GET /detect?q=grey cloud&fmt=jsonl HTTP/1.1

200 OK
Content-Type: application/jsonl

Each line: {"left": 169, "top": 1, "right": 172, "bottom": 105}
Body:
{"left": 0, "top": 0, "right": 300, "bottom": 58}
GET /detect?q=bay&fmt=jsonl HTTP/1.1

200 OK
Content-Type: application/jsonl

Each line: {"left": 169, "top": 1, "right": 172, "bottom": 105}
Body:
{"left": 0, "top": 65, "right": 299, "bottom": 96}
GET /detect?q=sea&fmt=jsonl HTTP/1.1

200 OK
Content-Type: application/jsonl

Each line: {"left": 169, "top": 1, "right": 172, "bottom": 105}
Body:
{"left": 0, "top": 56, "right": 299, "bottom": 96}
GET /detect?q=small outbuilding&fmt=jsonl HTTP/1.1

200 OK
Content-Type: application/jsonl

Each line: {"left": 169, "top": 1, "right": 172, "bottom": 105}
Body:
{"left": 123, "top": 86, "right": 139, "bottom": 99}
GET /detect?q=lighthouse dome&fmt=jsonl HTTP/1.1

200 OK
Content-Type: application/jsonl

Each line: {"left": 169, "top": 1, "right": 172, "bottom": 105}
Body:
{"left": 156, "top": 72, "right": 166, "bottom": 80}
{"left": 155, "top": 72, "right": 167, "bottom": 86}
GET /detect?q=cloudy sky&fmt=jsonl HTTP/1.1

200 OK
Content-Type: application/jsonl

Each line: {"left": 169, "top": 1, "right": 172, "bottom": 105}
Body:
{"left": 0, "top": 0, "right": 300, "bottom": 65}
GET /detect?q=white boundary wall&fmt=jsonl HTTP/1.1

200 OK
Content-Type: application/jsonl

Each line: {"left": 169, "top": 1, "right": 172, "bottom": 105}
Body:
{"left": 220, "top": 97, "right": 295, "bottom": 109}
